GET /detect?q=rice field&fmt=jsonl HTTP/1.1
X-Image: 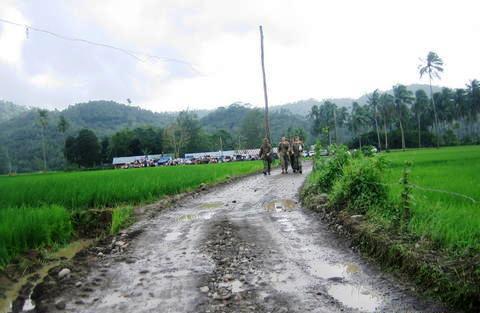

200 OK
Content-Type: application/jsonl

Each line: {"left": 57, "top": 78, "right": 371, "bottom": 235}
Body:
{"left": 0, "top": 161, "right": 262, "bottom": 267}
{"left": 382, "top": 146, "right": 480, "bottom": 252}
{"left": 0, "top": 162, "right": 262, "bottom": 209}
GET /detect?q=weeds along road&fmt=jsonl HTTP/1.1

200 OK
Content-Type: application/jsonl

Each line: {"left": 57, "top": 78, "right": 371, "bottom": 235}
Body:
{"left": 34, "top": 162, "right": 445, "bottom": 313}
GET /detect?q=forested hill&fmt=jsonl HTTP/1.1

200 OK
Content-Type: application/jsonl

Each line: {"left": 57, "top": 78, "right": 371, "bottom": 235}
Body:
{"left": 0, "top": 100, "right": 27, "bottom": 123}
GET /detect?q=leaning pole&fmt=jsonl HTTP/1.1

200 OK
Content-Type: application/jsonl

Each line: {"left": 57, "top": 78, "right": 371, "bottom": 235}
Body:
{"left": 259, "top": 25, "right": 271, "bottom": 142}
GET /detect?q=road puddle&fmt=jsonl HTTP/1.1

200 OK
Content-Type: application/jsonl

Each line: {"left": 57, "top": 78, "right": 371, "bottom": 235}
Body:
{"left": 177, "top": 214, "right": 197, "bottom": 222}
{"left": 200, "top": 201, "right": 223, "bottom": 209}
{"left": 306, "top": 259, "right": 364, "bottom": 282}
{"left": 327, "top": 283, "right": 381, "bottom": 312}
{"left": 0, "top": 239, "right": 92, "bottom": 313}
{"left": 264, "top": 199, "right": 297, "bottom": 212}
{"left": 165, "top": 231, "right": 182, "bottom": 241}
{"left": 277, "top": 217, "right": 296, "bottom": 232}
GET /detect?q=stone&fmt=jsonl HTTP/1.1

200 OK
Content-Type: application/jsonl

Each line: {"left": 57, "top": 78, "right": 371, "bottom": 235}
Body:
{"left": 350, "top": 214, "right": 363, "bottom": 222}
{"left": 58, "top": 268, "right": 71, "bottom": 279}
{"left": 55, "top": 300, "right": 66, "bottom": 310}
{"left": 200, "top": 286, "right": 209, "bottom": 293}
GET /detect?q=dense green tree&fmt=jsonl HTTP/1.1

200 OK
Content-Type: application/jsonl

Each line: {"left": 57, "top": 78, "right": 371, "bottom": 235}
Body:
{"left": 75, "top": 129, "right": 101, "bottom": 167}
{"left": 419, "top": 51, "right": 444, "bottom": 147}
{"left": 241, "top": 109, "right": 264, "bottom": 149}
{"left": 349, "top": 102, "right": 369, "bottom": 148}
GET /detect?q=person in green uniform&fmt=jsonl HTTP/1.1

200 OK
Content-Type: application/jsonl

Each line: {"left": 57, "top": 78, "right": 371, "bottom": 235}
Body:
{"left": 292, "top": 136, "right": 304, "bottom": 173}
{"left": 278, "top": 137, "right": 290, "bottom": 174}
{"left": 259, "top": 138, "right": 272, "bottom": 175}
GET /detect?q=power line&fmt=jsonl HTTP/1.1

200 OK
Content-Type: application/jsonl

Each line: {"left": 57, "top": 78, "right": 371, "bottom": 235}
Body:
{"left": 0, "top": 17, "right": 203, "bottom": 75}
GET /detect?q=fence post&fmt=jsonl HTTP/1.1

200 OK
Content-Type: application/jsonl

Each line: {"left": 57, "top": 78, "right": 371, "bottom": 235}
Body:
{"left": 399, "top": 161, "right": 413, "bottom": 231}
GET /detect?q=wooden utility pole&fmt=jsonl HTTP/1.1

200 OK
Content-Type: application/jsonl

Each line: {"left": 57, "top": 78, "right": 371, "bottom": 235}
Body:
{"left": 259, "top": 25, "right": 271, "bottom": 142}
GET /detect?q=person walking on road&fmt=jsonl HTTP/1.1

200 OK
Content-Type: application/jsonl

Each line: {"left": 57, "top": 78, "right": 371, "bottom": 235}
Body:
{"left": 278, "top": 137, "right": 290, "bottom": 174}
{"left": 259, "top": 137, "right": 272, "bottom": 175}
{"left": 292, "top": 136, "right": 304, "bottom": 174}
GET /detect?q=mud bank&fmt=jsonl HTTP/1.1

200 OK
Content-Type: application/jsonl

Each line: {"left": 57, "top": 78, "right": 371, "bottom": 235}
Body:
{"left": 301, "top": 191, "right": 479, "bottom": 312}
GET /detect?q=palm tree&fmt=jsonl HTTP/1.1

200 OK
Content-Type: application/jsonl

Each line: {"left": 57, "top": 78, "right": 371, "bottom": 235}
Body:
{"left": 466, "top": 79, "right": 480, "bottom": 136}
{"left": 393, "top": 85, "right": 414, "bottom": 150}
{"left": 37, "top": 109, "right": 49, "bottom": 171}
{"left": 418, "top": 51, "right": 444, "bottom": 147}
{"left": 413, "top": 90, "right": 429, "bottom": 147}
{"left": 57, "top": 115, "right": 70, "bottom": 167}
{"left": 350, "top": 102, "right": 368, "bottom": 148}
{"left": 367, "top": 90, "right": 382, "bottom": 150}
{"left": 378, "top": 93, "right": 395, "bottom": 151}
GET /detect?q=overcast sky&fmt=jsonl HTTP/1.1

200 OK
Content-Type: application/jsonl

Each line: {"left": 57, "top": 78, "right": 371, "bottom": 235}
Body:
{"left": 0, "top": 0, "right": 479, "bottom": 112}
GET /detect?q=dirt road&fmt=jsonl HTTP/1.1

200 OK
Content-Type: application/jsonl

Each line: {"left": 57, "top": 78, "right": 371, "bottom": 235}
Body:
{"left": 32, "top": 163, "right": 445, "bottom": 313}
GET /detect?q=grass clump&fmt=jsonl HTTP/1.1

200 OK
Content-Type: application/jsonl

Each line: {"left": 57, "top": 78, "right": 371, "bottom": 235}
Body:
{"left": 0, "top": 206, "right": 72, "bottom": 268}
{"left": 329, "top": 156, "right": 389, "bottom": 215}
{"left": 110, "top": 206, "right": 134, "bottom": 235}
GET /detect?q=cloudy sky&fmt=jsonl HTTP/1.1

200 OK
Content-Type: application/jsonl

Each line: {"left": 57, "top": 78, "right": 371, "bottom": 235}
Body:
{"left": 0, "top": 0, "right": 479, "bottom": 112}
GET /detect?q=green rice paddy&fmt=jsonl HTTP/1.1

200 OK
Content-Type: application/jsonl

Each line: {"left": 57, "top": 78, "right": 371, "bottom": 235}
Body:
{"left": 0, "top": 162, "right": 262, "bottom": 267}
{"left": 382, "top": 146, "right": 480, "bottom": 252}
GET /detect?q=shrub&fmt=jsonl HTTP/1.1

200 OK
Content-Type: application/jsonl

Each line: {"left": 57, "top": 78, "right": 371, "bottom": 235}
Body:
{"left": 329, "top": 156, "right": 389, "bottom": 215}
{"left": 311, "top": 144, "right": 351, "bottom": 193}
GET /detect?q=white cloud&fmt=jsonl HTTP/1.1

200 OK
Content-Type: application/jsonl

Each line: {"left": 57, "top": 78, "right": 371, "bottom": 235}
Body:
{"left": 2, "top": 0, "right": 480, "bottom": 110}
{"left": 29, "top": 72, "right": 65, "bottom": 88}
{"left": 0, "top": 3, "right": 28, "bottom": 67}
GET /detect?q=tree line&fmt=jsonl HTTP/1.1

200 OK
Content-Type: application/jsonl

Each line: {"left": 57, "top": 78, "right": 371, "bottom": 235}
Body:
{"left": 309, "top": 52, "right": 480, "bottom": 150}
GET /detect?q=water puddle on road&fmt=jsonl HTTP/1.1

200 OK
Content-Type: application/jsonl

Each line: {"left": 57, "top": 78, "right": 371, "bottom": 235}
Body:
{"left": 200, "top": 201, "right": 223, "bottom": 209}
{"left": 0, "top": 239, "right": 92, "bottom": 313}
{"left": 165, "top": 231, "right": 182, "bottom": 241}
{"left": 327, "top": 283, "right": 382, "bottom": 312}
{"left": 264, "top": 199, "right": 298, "bottom": 212}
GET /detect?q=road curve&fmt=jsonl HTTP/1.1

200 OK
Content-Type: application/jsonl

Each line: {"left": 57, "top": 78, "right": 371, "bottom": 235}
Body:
{"left": 36, "top": 163, "right": 445, "bottom": 313}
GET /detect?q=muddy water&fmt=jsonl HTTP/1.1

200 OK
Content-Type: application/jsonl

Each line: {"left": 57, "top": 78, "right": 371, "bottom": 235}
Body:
{"left": 0, "top": 240, "right": 92, "bottom": 313}
{"left": 33, "top": 164, "right": 445, "bottom": 312}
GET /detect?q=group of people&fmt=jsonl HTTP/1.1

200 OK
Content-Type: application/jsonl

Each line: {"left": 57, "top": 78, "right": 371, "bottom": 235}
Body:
{"left": 259, "top": 136, "right": 304, "bottom": 175}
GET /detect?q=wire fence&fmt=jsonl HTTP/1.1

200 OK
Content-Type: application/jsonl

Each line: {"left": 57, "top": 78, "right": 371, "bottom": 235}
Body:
{"left": 365, "top": 181, "right": 477, "bottom": 204}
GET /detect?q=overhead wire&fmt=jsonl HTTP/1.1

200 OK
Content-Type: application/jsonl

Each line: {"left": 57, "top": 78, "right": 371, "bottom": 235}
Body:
{"left": 0, "top": 17, "right": 203, "bottom": 76}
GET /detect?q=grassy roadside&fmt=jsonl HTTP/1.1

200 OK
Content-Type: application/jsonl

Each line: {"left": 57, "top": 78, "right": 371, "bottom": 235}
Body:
{"left": 301, "top": 145, "right": 480, "bottom": 312}
{"left": 0, "top": 161, "right": 263, "bottom": 268}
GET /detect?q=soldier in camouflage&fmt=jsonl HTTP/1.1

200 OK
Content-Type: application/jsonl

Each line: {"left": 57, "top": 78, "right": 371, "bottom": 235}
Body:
{"left": 278, "top": 137, "right": 291, "bottom": 174}
{"left": 259, "top": 138, "right": 272, "bottom": 175}
{"left": 292, "top": 136, "right": 304, "bottom": 174}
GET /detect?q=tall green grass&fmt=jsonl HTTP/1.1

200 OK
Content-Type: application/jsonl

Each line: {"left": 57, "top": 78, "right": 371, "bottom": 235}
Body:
{"left": 110, "top": 206, "right": 134, "bottom": 235}
{"left": 0, "top": 206, "right": 72, "bottom": 267}
{"left": 0, "top": 162, "right": 262, "bottom": 267}
{"left": 383, "top": 146, "right": 480, "bottom": 252}
{"left": 0, "top": 162, "right": 262, "bottom": 210}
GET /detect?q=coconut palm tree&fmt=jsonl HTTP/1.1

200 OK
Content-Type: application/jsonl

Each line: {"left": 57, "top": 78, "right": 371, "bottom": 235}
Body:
{"left": 37, "top": 109, "right": 49, "bottom": 171}
{"left": 378, "top": 93, "right": 395, "bottom": 151}
{"left": 418, "top": 51, "right": 444, "bottom": 147}
{"left": 367, "top": 89, "right": 382, "bottom": 150}
{"left": 393, "top": 85, "right": 414, "bottom": 150}
{"left": 413, "top": 90, "right": 429, "bottom": 147}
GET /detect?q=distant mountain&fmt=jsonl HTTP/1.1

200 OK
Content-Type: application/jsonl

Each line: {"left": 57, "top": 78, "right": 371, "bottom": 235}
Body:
{"left": 271, "top": 84, "right": 443, "bottom": 116}
{"left": 0, "top": 100, "right": 27, "bottom": 123}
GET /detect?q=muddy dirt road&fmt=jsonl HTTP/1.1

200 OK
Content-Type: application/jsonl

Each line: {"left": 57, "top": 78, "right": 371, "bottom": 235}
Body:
{"left": 32, "top": 163, "right": 445, "bottom": 313}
